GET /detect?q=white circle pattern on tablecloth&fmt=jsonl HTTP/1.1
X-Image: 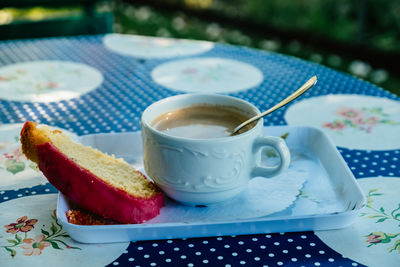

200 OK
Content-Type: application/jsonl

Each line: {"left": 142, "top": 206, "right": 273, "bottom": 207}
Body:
{"left": 0, "top": 61, "right": 103, "bottom": 102}
{"left": 103, "top": 34, "right": 214, "bottom": 59}
{"left": 151, "top": 57, "right": 264, "bottom": 93}
{"left": 316, "top": 177, "right": 400, "bottom": 267}
{"left": 0, "top": 123, "right": 78, "bottom": 190}
{"left": 0, "top": 34, "right": 395, "bottom": 267}
{"left": 0, "top": 194, "right": 129, "bottom": 266}
{"left": 284, "top": 94, "right": 400, "bottom": 150}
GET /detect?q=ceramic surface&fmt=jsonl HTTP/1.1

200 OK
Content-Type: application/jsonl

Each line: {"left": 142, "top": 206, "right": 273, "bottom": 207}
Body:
{"left": 56, "top": 125, "right": 365, "bottom": 243}
{"left": 141, "top": 94, "right": 290, "bottom": 205}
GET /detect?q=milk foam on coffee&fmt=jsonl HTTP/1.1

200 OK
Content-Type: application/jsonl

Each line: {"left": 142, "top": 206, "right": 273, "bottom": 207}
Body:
{"left": 151, "top": 105, "right": 253, "bottom": 139}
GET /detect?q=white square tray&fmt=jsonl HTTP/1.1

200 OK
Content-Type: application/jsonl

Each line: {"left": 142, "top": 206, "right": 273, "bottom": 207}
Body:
{"left": 57, "top": 126, "right": 365, "bottom": 243}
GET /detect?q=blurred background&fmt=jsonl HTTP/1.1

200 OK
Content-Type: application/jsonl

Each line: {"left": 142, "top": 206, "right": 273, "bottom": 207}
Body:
{"left": 0, "top": 0, "right": 399, "bottom": 96}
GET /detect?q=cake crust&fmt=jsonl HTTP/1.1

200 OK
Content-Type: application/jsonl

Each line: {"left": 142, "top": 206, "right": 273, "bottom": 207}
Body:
{"left": 20, "top": 121, "right": 163, "bottom": 224}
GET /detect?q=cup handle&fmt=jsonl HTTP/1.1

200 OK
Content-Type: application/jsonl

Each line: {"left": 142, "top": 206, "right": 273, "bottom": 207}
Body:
{"left": 251, "top": 136, "right": 291, "bottom": 178}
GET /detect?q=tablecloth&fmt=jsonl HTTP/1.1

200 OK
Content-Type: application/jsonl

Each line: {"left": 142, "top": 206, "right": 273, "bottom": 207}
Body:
{"left": 0, "top": 34, "right": 399, "bottom": 267}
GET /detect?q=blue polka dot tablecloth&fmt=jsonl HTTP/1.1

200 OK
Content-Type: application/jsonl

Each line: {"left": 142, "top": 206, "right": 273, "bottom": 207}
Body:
{"left": 1, "top": 34, "right": 400, "bottom": 267}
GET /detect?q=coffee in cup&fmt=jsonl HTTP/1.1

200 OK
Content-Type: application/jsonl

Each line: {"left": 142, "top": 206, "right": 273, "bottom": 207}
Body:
{"left": 151, "top": 104, "right": 254, "bottom": 139}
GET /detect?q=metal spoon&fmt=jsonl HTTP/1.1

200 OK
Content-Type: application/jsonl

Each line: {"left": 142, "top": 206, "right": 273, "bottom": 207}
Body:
{"left": 231, "top": 75, "right": 318, "bottom": 135}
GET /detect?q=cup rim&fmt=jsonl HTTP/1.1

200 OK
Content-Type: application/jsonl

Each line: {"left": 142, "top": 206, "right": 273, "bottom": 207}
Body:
{"left": 141, "top": 93, "right": 263, "bottom": 142}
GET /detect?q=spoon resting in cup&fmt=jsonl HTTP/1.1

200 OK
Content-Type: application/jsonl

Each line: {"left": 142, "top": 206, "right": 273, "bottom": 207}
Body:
{"left": 231, "top": 75, "right": 318, "bottom": 135}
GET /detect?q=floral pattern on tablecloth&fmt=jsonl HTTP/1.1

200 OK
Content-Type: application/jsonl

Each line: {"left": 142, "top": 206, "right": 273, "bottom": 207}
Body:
{"left": 322, "top": 106, "right": 399, "bottom": 134}
{"left": 0, "top": 194, "right": 129, "bottom": 266}
{"left": 316, "top": 177, "right": 400, "bottom": 267}
{"left": 0, "top": 61, "right": 103, "bottom": 102}
{"left": 285, "top": 94, "right": 400, "bottom": 150}
{"left": 362, "top": 188, "right": 400, "bottom": 253}
{"left": 2, "top": 212, "right": 80, "bottom": 258}
{"left": 103, "top": 33, "right": 214, "bottom": 59}
{"left": 0, "top": 124, "right": 77, "bottom": 191}
{"left": 151, "top": 57, "right": 264, "bottom": 93}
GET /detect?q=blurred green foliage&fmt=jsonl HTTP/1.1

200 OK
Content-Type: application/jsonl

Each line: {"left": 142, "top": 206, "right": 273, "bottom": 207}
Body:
{"left": 1, "top": 0, "right": 399, "bottom": 95}
{"left": 113, "top": 1, "right": 400, "bottom": 96}
{"left": 155, "top": 0, "right": 400, "bottom": 53}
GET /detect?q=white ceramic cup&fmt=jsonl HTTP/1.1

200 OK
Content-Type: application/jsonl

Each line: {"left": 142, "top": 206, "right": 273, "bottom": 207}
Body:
{"left": 141, "top": 94, "right": 290, "bottom": 206}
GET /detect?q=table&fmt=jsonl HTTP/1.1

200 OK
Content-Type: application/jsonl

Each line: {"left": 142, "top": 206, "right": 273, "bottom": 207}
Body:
{"left": 0, "top": 34, "right": 399, "bottom": 267}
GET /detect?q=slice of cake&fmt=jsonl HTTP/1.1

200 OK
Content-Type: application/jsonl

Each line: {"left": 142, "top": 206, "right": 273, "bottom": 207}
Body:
{"left": 20, "top": 121, "right": 163, "bottom": 224}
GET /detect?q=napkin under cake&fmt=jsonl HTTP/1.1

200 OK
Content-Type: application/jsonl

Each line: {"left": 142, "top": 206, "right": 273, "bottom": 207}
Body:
{"left": 20, "top": 121, "right": 163, "bottom": 224}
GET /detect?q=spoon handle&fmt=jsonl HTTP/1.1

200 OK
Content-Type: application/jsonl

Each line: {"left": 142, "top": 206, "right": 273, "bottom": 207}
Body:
{"left": 232, "top": 76, "right": 317, "bottom": 134}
